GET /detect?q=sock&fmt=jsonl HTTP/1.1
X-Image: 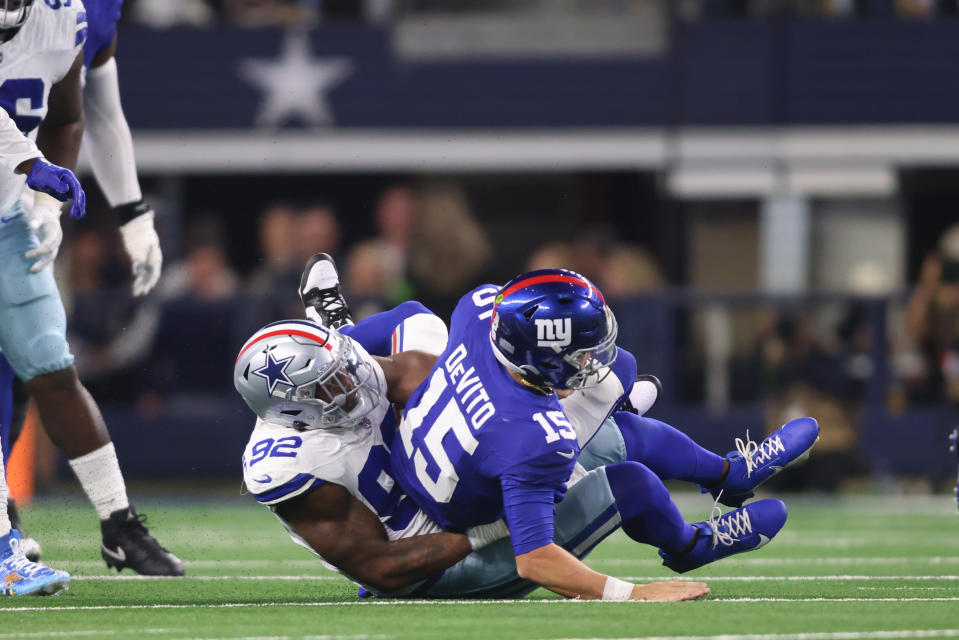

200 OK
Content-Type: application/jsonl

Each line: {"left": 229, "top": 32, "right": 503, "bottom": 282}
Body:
{"left": 604, "top": 461, "right": 697, "bottom": 555}
{"left": 614, "top": 412, "right": 727, "bottom": 484}
{"left": 340, "top": 301, "right": 436, "bottom": 356}
{"left": 68, "top": 443, "right": 130, "bottom": 520}
{"left": 0, "top": 448, "right": 10, "bottom": 537}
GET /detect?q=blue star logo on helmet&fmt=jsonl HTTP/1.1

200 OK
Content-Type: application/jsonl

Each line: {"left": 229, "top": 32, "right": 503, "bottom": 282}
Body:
{"left": 252, "top": 350, "right": 296, "bottom": 395}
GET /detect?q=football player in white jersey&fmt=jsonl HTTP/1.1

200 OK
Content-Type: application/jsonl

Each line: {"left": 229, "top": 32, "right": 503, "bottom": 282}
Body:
{"left": 0, "top": 0, "right": 183, "bottom": 577}
{"left": 0, "top": 84, "right": 82, "bottom": 595}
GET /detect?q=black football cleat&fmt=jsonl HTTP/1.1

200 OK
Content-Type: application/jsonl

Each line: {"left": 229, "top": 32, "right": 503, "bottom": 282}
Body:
{"left": 100, "top": 506, "right": 185, "bottom": 576}
{"left": 299, "top": 253, "right": 353, "bottom": 329}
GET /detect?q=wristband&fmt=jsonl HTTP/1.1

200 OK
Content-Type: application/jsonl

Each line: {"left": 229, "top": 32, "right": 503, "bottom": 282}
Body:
{"left": 465, "top": 520, "right": 509, "bottom": 550}
{"left": 116, "top": 199, "right": 151, "bottom": 225}
{"left": 602, "top": 576, "right": 633, "bottom": 601}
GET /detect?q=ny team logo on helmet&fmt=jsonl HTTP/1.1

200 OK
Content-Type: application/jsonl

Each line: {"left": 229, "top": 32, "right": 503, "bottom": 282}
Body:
{"left": 489, "top": 269, "right": 618, "bottom": 390}
{"left": 0, "top": 0, "right": 33, "bottom": 30}
{"left": 234, "top": 319, "right": 380, "bottom": 430}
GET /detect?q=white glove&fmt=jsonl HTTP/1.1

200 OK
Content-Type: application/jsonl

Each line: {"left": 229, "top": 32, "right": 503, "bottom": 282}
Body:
{"left": 24, "top": 193, "right": 64, "bottom": 273}
{"left": 119, "top": 209, "right": 162, "bottom": 296}
{"left": 465, "top": 519, "right": 509, "bottom": 550}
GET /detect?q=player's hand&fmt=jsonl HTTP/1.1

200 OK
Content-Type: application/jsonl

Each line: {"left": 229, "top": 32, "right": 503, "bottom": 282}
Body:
{"left": 24, "top": 195, "right": 64, "bottom": 272}
{"left": 25, "top": 158, "right": 86, "bottom": 219}
{"left": 629, "top": 578, "right": 709, "bottom": 602}
{"left": 119, "top": 208, "right": 162, "bottom": 296}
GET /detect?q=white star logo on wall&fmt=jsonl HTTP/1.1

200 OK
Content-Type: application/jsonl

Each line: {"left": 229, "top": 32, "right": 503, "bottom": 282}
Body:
{"left": 238, "top": 31, "right": 353, "bottom": 129}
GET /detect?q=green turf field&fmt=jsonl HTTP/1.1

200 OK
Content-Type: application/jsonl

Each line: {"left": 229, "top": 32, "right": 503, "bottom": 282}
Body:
{"left": 4, "top": 491, "right": 959, "bottom": 640}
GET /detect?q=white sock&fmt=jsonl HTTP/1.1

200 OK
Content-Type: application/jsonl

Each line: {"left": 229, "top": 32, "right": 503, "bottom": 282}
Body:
{"left": 68, "top": 443, "right": 130, "bottom": 520}
{"left": 0, "top": 447, "right": 10, "bottom": 537}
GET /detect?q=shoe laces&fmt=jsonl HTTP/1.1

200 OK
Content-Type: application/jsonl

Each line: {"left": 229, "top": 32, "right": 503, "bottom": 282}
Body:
{"left": 2, "top": 538, "right": 52, "bottom": 578}
{"left": 308, "top": 286, "right": 352, "bottom": 329}
{"left": 734, "top": 429, "right": 784, "bottom": 478}
{"left": 706, "top": 491, "right": 754, "bottom": 549}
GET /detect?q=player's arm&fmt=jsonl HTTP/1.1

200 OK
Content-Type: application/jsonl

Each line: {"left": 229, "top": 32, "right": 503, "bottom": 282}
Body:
{"left": 502, "top": 464, "right": 707, "bottom": 602}
{"left": 373, "top": 350, "right": 437, "bottom": 407}
{"left": 23, "top": 52, "right": 86, "bottom": 271}
{"left": 274, "top": 482, "right": 474, "bottom": 593}
{"left": 36, "top": 52, "right": 84, "bottom": 172}
{"left": 84, "top": 34, "right": 162, "bottom": 296}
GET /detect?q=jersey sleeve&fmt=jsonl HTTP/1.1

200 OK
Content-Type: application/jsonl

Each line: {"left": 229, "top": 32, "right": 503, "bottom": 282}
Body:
{"left": 82, "top": 0, "right": 123, "bottom": 68}
{"left": 47, "top": 2, "right": 88, "bottom": 82}
{"left": 561, "top": 346, "right": 637, "bottom": 448}
{"left": 498, "top": 448, "right": 576, "bottom": 556}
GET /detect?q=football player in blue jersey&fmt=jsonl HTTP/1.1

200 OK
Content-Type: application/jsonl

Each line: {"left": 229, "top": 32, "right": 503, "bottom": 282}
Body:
{"left": 232, "top": 255, "right": 814, "bottom": 601}
{"left": 0, "top": 0, "right": 182, "bottom": 578}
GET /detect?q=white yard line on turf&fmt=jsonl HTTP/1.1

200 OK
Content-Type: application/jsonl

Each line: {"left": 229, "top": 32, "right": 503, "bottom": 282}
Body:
{"left": 552, "top": 632, "right": 959, "bottom": 640}
{"left": 5, "top": 597, "right": 959, "bottom": 612}
{"left": 66, "top": 574, "right": 959, "bottom": 582}
{"left": 54, "top": 557, "right": 959, "bottom": 571}
{"left": 596, "top": 557, "right": 959, "bottom": 567}
{"left": 0, "top": 630, "right": 177, "bottom": 638}
{"left": 70, "top": 575, "right": 341, "bottom": 581}
{"left": 621, "top": 576, "right": 959, "bottom": 582}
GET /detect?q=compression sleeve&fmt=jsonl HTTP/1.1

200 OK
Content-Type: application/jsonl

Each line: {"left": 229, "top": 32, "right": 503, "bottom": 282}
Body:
{"left": 0, "top": 109, "right": 41, "bottom": 172}
{"left": 82, "top": 57, "right": 143, "bottom": 207}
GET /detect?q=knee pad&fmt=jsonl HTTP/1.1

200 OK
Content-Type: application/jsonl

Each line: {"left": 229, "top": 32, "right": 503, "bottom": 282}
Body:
{"left": 604, "top": 460, "right": 669, "bottom": 522}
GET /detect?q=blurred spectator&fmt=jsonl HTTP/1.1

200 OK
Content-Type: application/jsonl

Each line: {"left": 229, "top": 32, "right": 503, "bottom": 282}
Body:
{"left": 247, "top": 202, "right": 304, "bottom": 328}
{"left": 127, "top": 0, "right": 216, "bottom": 27}
{"left": 525, "top": 242, "right": 574, "bottom": 272}
{"left": 344, "top": 239, "right": 393, "bottom": 320}
{"left": 599, "top": 244, "right": 663, "bottom": 297}
{"left": 408, "top": 183, "right": 490, "bottom": 315}
{"left": 904, "top": 223, "right": 959, "bottom": 404}
{"left": 149, "top": 219, "right": 242, "bottom": 398}
{"left": 296, "top": 202, "right": 342, "bottom": 267}
{"left": 338, "top": 184, "right": 418, "bottom": 320}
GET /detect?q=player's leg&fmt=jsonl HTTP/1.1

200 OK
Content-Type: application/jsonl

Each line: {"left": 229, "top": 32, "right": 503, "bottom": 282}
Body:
{"left": 613, "top": 410, "right": 819, "bottom": 507}
{"left": 418, "top": 462, "right": 786, "bottom": 599}
{"left": 0, "top": 431, "right": 69, "bottom": 595}
{"left": 0, "top": 210, "right": 183, "bottom": 576}
{"left": 0, "top": 353, "right": 41, "bottom": 562}
{"left": 341, "top": 300, "right": 447, "bottom": 357}
{"left": 299, "top": 252, "right": 447, "bottom": 356}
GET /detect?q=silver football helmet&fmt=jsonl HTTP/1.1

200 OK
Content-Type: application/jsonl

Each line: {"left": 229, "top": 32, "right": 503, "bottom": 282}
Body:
{"left": 0, "top": 0, "right": 33, "bottom": 30}
{"left": 234, "top": 320, "right": 381, "bottom": 430}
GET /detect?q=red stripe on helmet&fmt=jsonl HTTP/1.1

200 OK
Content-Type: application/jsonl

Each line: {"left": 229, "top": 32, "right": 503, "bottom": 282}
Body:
{"left": 497, "top": 274, "right": 605, "bottom": 306}
{"left": 235, "top": 328, "right": 331, "bottom": 367}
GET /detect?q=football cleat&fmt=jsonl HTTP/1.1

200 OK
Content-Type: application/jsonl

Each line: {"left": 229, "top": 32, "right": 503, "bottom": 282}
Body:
{"left": 0, "top": 529, "right": 69, "bottom": 596}
{"left": 701, "top": 417, "right": 820, "bottom": 508}
{"left": 299, "top": 253, "right": 353, "bottom": 329}
{"left": 659, "top": 497, "right": 787, "bottom": 574}
{"left": 101, "top": 506, "right": 185, "bottom": 576}
{"left": 622, "top": 374, "right": 661, "bottom": 416}
{"left": 6, "top": 499, "right": 41, "bottom": 562}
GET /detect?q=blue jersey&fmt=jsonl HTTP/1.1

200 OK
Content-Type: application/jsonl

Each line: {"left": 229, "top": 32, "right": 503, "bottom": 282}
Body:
{"left": 81, "top": 0, "right": 123, "bottom": 68}
{"left": 391, "top": 285, "right": 581, "bottom": 556}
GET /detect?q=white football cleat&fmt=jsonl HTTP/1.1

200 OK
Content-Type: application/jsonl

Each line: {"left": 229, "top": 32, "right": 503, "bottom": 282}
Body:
{"left": 299, "top": 253, "right": 353, "bottom": 329}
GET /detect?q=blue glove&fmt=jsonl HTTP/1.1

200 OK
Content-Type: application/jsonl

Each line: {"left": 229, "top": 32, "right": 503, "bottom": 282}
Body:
{"left": 25, "top": 158, "right": 86, "bottom": 219}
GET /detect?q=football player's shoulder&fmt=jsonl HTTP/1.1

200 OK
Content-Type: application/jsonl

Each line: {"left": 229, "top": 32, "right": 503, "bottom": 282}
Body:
{"left": 451, "top": 284, "right": 500, "bottom": 327}
{"left": 30, "top": 0, "right": 87, "bottom": 54}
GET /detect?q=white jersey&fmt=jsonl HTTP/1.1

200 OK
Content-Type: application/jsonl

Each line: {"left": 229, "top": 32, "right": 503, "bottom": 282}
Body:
{"left": 0, "top": 1, "right": 86, "bottom": 211}
{"left": 241, "top": 357, "right": 441, "bottom": 588}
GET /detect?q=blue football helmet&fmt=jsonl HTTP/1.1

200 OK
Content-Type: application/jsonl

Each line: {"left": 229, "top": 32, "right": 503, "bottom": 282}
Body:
{"left": 489, "top": 269, "right": 618, "bottom": 390}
